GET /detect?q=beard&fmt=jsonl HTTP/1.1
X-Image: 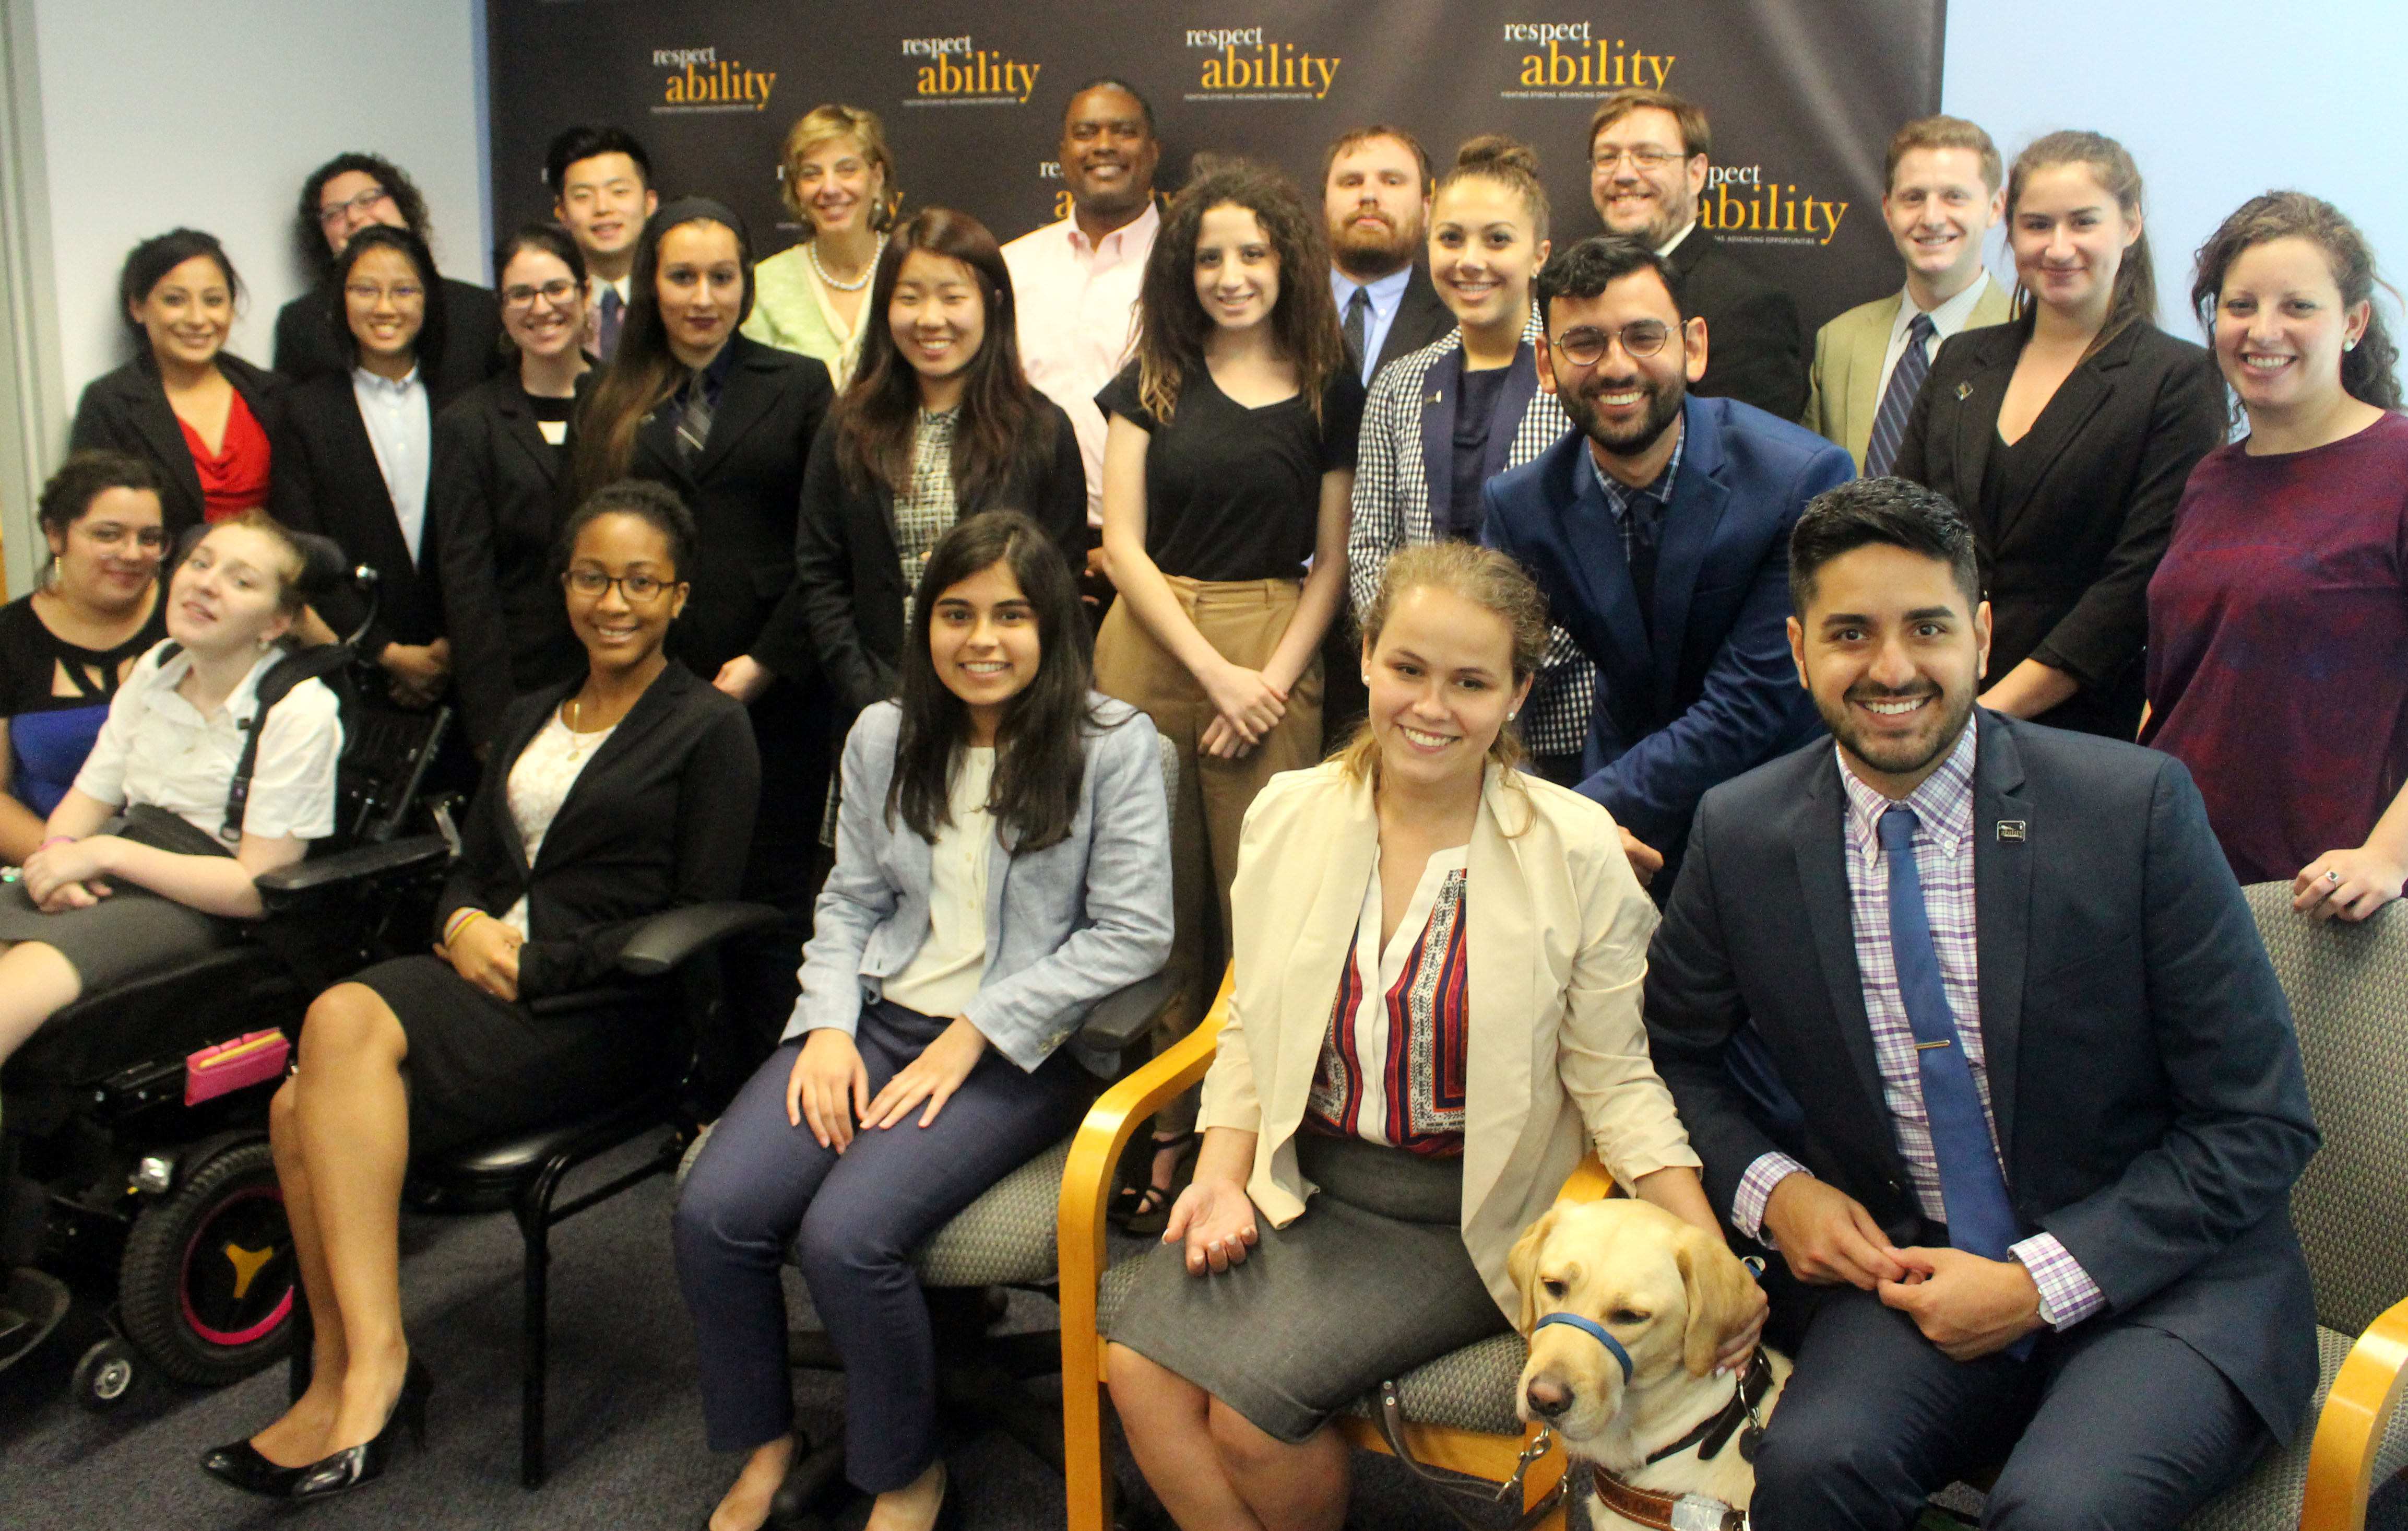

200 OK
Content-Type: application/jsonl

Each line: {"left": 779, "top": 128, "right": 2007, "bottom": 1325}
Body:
{"left": 1818, "top": 678, "right": 1977, "bottom": 780}
{"left": 1331, "top": 209, "right": 1420, "bottom": 277}
{"left": 1559, "top": 369, "right": 1685, "bottom": 460}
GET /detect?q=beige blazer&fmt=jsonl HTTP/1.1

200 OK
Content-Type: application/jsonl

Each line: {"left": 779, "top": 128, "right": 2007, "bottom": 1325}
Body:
{"left": 1805, "top": 280, "right": 2014, "bottom": 468}
{"left": 1197, "top": 761, "right": 1700, "bottom": 1319}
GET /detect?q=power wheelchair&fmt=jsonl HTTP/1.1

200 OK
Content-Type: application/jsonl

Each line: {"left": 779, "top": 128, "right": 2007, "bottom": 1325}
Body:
{"left": 0, "top": 539, "right": 457, "bottom": 1410}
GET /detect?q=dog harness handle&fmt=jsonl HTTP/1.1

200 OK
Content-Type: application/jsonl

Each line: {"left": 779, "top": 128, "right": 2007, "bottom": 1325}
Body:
{"left": 1533, "top": 1311, "right": 1633, "bottom": 1384}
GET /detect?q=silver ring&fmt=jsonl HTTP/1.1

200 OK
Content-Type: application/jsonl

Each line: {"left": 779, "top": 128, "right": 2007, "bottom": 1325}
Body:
{"left": 2328, "top": 869, "right": 2343, "bottom": 885}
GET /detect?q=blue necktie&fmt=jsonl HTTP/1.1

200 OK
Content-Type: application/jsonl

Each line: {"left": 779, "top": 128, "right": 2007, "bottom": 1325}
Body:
{"left": 597, "top": 286, "right": 623, "bottom": 363}
{"left": 1865, "top": 313, "right": 1935, "bottom": 477}
{"left": 1879, "top": 807, "right": 2024, "bottom": 1275}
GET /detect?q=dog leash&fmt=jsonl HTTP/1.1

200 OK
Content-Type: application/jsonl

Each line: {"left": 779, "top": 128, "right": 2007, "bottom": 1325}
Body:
{"left": 1372, "top": 1382, "right": 1568, "bottom": 1531}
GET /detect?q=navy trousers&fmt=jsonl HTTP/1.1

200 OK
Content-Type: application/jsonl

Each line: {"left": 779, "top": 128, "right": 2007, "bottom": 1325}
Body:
{"left": 673, "top": 1000, "right": 1090, "bottom": 1492}
{"left": 1752, "top": 1283, "right": 2269, "bottom": 1531}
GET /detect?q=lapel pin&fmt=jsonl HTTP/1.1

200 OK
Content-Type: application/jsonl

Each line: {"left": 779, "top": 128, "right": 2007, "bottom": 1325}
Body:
{"left": 1997, "top": 820, "right": 2027, "bottom": 842}
{"left": 1428, "top": 390, "right": 1443, "bottom": 405}
{"left": 1955, "top": 382, "right": 1973, "bottom": 401}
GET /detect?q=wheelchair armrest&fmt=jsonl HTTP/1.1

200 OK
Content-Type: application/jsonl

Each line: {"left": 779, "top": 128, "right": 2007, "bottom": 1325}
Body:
{"left": 1074, "top": 970, "right": 1176, "bottom": 1053}
{"left": 256, "top": 834, "right": 450, "bottom": 910}
{"left": 615, "top": 901, "right": 785, "bottom": 978}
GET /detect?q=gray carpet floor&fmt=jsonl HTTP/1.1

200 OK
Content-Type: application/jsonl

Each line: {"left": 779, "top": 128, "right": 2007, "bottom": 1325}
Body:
{"left": 1, "top": 1133, "right": 2399, "bottom": 1530}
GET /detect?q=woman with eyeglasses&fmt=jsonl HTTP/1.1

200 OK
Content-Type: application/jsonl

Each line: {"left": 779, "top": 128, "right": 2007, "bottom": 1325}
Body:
{"left": 433, "top": 224, "right": 595, "bottom": 752}
{"left": 206, "top": 482, "right": 758, "bottom": 1502}
{"left": 272, "top": 224, "right": 472, "bottom": 716}
{"left": 71, "top": 229, "right": 286, "bottom": 539}
{"left": 0, "top": 452, "right": 169, "bottom": 866}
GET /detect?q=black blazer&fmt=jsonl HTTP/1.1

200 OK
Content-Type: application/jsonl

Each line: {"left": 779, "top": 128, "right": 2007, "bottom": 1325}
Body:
{"left": 618, "top": 334, "right": 835, "bottom": 682}
{"left": 432, "top": 372, "right": 586, "bottom": 748}
{"left": 68, "top": 354, "right": 286, "bottom": 538}
{"left": 432, "top": 661, "right": 761, "bottom": 997}
{"left": 1365, "top": 264, "right": 1458, "bottom": 384}
{"left": 1892, "top": 319, "right": 2223, "bottom": 737}
{"left": 271, "top": 368, "right": 470, "bottom": 655}
{"left": 272, "top": 276, "right": 504, "bottom": 396}
{"left": 1663, "top": 228, "right": 1807, "bottom": 422}
{"left": 769, "top": 399, "right": 1086, "bottom": 719}
{"left": 1644, "top": 710, "right": 2320, "bottom": 1440}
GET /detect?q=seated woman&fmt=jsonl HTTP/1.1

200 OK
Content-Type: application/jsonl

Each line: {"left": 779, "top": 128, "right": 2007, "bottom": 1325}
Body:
{"left": 675, "top": 512, "right": 1172, "bottom": 1531}
{"left": 0, "top": 452, "right": 169, "bottom": 865}
{"left": 1107, "top": 542, "right": 1762, "bottom": 1531}
{"left": 205, "top": 480, "right": 761, "bottom": 1501}
{"left": 0, "top": 510, "right": 339, "bottom": 1069}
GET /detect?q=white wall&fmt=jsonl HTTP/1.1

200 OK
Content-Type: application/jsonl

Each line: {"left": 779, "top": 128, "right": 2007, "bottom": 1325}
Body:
{"left": 30, "top": 0, "right": 487, "bottom": 414}
{"left": 1942, "top": 1, "right": 2408, "bottom": 347}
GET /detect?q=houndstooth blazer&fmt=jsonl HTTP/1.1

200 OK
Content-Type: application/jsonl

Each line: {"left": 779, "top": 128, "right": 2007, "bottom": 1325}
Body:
{"left": 1346, "top": 316, "right": 1591, "bottom": 760}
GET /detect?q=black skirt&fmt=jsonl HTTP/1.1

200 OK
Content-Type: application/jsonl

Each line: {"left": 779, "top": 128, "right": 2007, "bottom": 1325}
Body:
{"left": 353, "top": 953, "right": 680, "bottom": 1157}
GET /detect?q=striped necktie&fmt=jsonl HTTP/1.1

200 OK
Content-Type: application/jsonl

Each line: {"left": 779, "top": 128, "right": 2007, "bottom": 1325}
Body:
{"left": 1865, "top": 312, "right": 1935, "bottom": 477}
{"left": 677, "top": 372, "right": 713, "bottom": 466}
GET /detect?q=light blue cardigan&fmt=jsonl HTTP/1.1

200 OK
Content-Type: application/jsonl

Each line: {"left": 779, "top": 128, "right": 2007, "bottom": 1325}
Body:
{"left": 785, "top": 695, "right": 1175, "bottom": 1073}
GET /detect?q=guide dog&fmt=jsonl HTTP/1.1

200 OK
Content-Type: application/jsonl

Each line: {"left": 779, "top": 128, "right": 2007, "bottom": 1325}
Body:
{"left": 1509, "top": 1199, "right": 1789, "bottom": 1530}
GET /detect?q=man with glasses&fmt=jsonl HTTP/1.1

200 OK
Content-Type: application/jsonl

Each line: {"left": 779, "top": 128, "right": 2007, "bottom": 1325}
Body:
{"left": 1588, "top": 89, "right": 1806, "bottom": 420}
{"left": 1481, "top": 236, "right": 1852, "bottom": 886}
{"left": 272, "top": 152, "right": 502, "bottom": 394}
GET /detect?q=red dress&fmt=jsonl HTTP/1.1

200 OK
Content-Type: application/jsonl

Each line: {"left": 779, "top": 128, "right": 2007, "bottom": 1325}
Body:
{"left": 179, "top": 389, "right": 272, "bottom": 523}
{"left": 2143, "top": 412, "right": 2408, "bottom": 884}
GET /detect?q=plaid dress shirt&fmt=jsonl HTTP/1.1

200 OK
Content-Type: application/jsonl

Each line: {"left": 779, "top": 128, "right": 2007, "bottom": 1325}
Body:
{"left": 1733, "top": 724, "right": 2105, "bottom": 1328}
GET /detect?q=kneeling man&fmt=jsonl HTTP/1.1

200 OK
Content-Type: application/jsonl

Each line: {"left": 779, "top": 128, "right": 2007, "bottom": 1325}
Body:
{"left": 1644, "top": 476, "right": 2319, "bottom": 1529}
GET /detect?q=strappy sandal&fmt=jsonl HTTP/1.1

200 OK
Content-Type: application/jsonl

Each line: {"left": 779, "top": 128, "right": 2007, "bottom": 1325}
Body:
{"left": 1120, "top": 1132, "right": 1200, "bottom": 1239}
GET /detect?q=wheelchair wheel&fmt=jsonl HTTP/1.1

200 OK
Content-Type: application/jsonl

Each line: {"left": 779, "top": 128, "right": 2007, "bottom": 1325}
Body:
{"left": 119, "top": 1138, "right": 297, "bottom": 1387}
{"left": 73, "top": 1337, "right": 138, "bottom": 1411}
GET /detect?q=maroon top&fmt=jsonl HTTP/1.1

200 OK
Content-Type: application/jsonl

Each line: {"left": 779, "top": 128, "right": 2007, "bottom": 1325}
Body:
{"left": 2143, "top": 411, "right": 2408, "bottom": 885}
{"left": 180, "top": 388, "right": 272, "bottom": 523}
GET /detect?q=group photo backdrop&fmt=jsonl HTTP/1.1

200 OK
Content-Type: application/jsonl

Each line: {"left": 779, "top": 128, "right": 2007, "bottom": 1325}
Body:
{"left": 488, "top": 0, "right": 1944, "bottom": 337}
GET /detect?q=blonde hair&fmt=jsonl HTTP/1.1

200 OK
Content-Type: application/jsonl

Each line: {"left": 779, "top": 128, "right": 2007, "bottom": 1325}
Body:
{"left": 1336, "top": 542, "right": 1551, "bottom": 787}
{"left": 779, "top": 104, "right": 900, "bottom": 231}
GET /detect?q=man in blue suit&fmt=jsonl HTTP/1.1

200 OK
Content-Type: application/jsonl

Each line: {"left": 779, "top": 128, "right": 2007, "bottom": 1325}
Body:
{"left": 1481, "top": 236, "right": 1852, "bottom": 882}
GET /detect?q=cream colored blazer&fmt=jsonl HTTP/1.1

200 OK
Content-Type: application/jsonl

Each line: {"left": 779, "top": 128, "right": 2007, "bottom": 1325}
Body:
{"left": 1805, "top": 280, "right": 2014, "bottom": 468}
{"left": 1197, "top": 761, "right": 1700, "bottom": 1319}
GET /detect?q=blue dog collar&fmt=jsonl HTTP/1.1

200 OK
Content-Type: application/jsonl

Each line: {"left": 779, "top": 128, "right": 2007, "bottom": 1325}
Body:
{"left": 1533, "top": 1311, "right": 1633, "bottom": 1384}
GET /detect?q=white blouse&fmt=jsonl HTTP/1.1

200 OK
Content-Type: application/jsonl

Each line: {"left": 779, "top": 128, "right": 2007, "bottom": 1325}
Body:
{"left": 882, "top": 746, "right": 997, "bottom": 1019}
{"left": 73, "top": 641, "right": 341, "bottom": 844}
{"left": 499, "top": 711, "right": 617, "bottom": 936}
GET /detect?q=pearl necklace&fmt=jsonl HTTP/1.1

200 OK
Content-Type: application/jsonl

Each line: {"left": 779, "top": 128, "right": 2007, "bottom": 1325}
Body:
{"left": 808, "top": 233, "right": 886, "bottom": 293}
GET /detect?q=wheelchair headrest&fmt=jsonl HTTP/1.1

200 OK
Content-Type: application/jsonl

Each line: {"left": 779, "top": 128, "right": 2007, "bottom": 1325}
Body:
{"left": 170, "top": 522, "right": 366, "bottom": 604}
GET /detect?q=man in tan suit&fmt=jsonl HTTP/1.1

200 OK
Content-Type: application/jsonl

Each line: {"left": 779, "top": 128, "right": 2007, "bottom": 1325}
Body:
{"left": 1804, "top": 117, "right": 2011, "bottom": 473}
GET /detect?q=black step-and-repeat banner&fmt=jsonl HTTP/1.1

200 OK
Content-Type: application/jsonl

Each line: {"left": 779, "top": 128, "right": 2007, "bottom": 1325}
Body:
{"left": 488, "top": 1, "right": 1944, "bottom": 335}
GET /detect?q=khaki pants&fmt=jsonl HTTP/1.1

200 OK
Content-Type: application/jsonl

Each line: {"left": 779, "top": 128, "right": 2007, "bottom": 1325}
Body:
{"left": 1094, "top": 577, "right": 1324, "bottom": 1132}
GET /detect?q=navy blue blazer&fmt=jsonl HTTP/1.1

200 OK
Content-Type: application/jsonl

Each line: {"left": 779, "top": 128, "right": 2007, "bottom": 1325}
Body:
{"left": 1479, "top": 393, "right": 1852, "bottom": 861}
{"left": 1644, "top": 710, "right": 2320, "bottom": 1441}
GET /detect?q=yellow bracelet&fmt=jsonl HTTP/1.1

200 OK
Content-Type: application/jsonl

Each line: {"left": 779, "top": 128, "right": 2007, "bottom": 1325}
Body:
{"left": 444, "top": 908, "right": 486, "bottom": 944}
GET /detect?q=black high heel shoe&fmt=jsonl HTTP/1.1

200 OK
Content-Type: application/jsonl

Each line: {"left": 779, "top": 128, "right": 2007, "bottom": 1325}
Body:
{"left": 197, "top": 1437, "right": 310, "bottom": 1498}
{"left": 288, "top": 1357, "right": 431, "bottom": 1501}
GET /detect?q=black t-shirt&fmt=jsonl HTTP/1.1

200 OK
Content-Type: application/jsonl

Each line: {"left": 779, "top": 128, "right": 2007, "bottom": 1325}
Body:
{"left": 1096, "top": 361, "right": 1364, "bottom": 581}
{"left": 1447, "top": 365, "right": 1512, "bottom": 541}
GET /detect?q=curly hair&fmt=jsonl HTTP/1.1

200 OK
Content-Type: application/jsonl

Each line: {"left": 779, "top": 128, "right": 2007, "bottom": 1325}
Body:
{"left": 294, "top": 152, "right": 433, "bottom": 278}
{"left": 2191, "top": 190, "right": 2402, "bottom": 415}
{"left": 1131, "top": 159, "right": 1345, "bottom": 425}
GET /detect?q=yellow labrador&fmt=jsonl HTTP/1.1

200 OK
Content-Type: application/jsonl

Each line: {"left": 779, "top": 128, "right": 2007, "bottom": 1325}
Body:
{"left": 1509, "top": 1199, "right": 1789, "bottom": 1529}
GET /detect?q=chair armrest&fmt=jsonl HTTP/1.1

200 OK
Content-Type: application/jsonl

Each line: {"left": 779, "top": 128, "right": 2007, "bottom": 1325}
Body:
{"left": 256, "top": 834, "right": 450, "bottom": 909}
{"left": 1554, "top": 1154, "right": 1617, "bottom": 1203}
{"left": 1075, "top": 970, "right": 1176, "bottom": 1053}
{"left": 2302, "top": 1294, "right": 2408, "bottom": 1531}
{"left": 614, "top": 901, "right": 785, "bottom": 978}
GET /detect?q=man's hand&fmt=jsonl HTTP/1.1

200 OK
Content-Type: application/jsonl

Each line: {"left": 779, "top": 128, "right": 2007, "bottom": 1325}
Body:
{"left": 1878, "top": 1246, "right": 2046, "bottom": 1361}
{"left": 1618, "top": 827, "right": 1663, "bottom": 887}
{"left": 1760, "top": 1173, "right": 1909, "bottom": 1289}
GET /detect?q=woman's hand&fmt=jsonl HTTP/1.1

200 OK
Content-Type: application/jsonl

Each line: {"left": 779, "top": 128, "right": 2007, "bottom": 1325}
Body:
{"left": 2294, "top": 845, "right": 2408, "bottom": 923}
{"left": 713, "top": 654, "right": 774, "bottom": 704}
{"left": 1199, "top": 662, "right": 1286, "bottom": 759}
{"left": 1716, "top": 1276, "right": 1771, "bottom": 1375}
{"left": 1163, "top": 1174, "right": 1261, "bottom": 1275}
{"left": 863, "top": 1017, "right": 989, "bottom": 1130}
{"left": 380, "top": 641, "right": 452, "bottom": 710}
{"left": 1618, "top": 827, "right": 1663, "bottom": 888}
{"left": 22, "top": 836, "right": 116, "bottom": 910}
{"left": 436, "top": 914, "right": 523, "bottom": 1001}
{"left": 788, "top": 1028, "right": 870, "bottom": 1150}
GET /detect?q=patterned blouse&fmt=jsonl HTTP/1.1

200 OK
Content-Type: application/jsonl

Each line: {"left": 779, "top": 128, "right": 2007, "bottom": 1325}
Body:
{"left": 1306, "top": 845, "right": 1471, "bottom": 1157}
{"left": 500, "top": 711, "right": 618, "bottom": 936}
{"left": 894, "top": 407, "right": 960, "bottom": 618}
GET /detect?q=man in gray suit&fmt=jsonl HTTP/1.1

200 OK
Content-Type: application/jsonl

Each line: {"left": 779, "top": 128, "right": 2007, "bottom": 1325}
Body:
{"left": 1644, "top": 477, "right": 2319, "bottom": 1530}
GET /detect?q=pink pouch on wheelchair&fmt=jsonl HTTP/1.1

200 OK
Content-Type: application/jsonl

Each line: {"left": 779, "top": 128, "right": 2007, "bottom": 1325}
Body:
{"left": 185, "top": 1030, "right": 291, "bottom": 1106}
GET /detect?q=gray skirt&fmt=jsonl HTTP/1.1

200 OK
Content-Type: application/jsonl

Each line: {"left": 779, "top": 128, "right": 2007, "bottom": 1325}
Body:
{"left": 0, "top": 878, "right": 233, "bottom": 992}
{"left": 1107, "top": 1130, "right": 1510, "bottom": 1443}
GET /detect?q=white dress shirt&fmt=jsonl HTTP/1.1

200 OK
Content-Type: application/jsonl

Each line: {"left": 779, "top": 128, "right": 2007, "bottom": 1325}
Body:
{"left": 1330, "top": 264, "right": 1414, "bottom": 386}
{"left": 351, "top": 366, "right": 433, "bottom": 561}
{"left": 882, "top": 746, "right": 997, "bottom": 1019}
{"left": 1874, "top": 270, "right": 1997, "bottom": 408}
{"left": 1002, "top": 202, "right": 1161, "bottom": 526}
